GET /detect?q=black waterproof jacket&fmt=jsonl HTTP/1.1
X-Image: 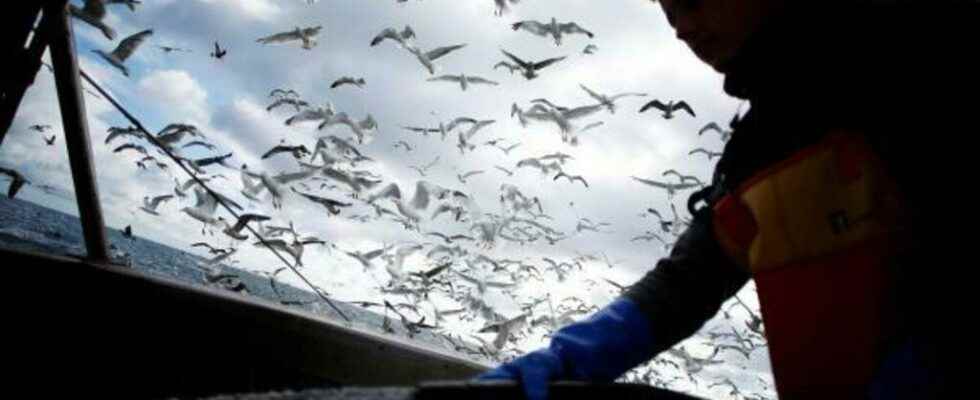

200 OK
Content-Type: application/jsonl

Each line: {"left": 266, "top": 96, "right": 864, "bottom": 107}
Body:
{"left": 623, "top": 2, "right": 972, "bottom": 396}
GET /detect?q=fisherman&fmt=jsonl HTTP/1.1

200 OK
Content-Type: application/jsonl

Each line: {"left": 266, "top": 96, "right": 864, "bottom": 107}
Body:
{"left": 478, "top": 1, "right": 963, "bottom": 399}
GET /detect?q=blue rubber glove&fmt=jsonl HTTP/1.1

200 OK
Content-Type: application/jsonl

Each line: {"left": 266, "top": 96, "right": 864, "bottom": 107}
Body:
{"left": 476, "top": 298, "right": 657, "bottom": 400}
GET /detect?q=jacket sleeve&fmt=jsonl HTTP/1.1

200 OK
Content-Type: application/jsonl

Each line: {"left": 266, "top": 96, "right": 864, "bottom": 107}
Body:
{"left": 622, "top": 205, "right": 751, "bottom": 354}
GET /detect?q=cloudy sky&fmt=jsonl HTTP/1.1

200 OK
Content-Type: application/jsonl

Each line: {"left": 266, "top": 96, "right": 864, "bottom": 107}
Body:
{"left": 3, "top": 0, "right": 771, "bottom": 398}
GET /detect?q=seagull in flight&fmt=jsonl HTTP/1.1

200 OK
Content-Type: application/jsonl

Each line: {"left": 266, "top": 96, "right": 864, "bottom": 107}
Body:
{"left": 68, "top": 0, "right": 117, "bottom": 40}
{"left": 579, "top": 84, "right": 647, "bottom": 114}
{"left": 539, "top": 152, "right": 574, "bottom": 164}
{"left": 210, "top": 42, "right": 228, "bottom": 59}
{"left": 270, "top": 88, "right": 300, "bottom": 99}
{"left": 267, "top": 97, "right": 309, "bottom": 113}
{"left": 498, "top": 49, "right": 566, "bottom": 80}
{"left": 140, "top": 194, "right": 174, "bottom": 216}
{"left": 43, "top": 135, "right": 56, "bottom": 146}
{"left": 512, "top": 18, "right": 594, "bottom": 46}
{"left": 662, "top": 169, "right": 705, "bottom": 187}
{"left": 284, "top": 104, "right": 334, "bottom": 127}
{"left": 317, "top": 113, "right": 378, "bottom": 144}
{"left": 157, "top": 45, "right": 191, "bottom": 53}
{"left": 553, "top": 171, "right": 588, "bottom": 188}
{"left": 0, "top": 167, "right": 30, "bottom": 199}
{"left": 511, "top": 102, "right": 602, "bottom": 138}
{"left": 181, "top": 140, "right": 216, "bottom": 151}
{"left": 113, "top": 143, "right": 148, "bottom": 156}
{"left": 261, "top": 143, "right": 311, "bottom": 160}
{"left": 582, "top": 44, "right": 598, "bottom": 55}
{"left": 516, "top": 158, "right": 562, "bottom": 176}
{"left": 494, "top": 165, "right": 514, "bottom": 177}
{"left": 639, "top": 99, "right": 696, "bottom": 119}
{"left": 427, "top": 73, "right": 499, "bottom": 91}
{"left": 457, "top": 170, "right": 485, "bottom": 184}
{"left": 29, "top": 125, "right": 52, "bottom": 133}
{"left": 401, "top": 125, "right": 441, "bottom": 138}
{"left": 493, "top": 0, "right": 521, "bottom": 16}
{"left": 370, "top": 25, "right": 416, "bottom": 49}
{"left": 291, "top": 188, "right": 353, "bottom": 216}
{"left": 331, "top": 77, "right": 366, "bottom": 89}
{"left": 496, "top": 142, "right": 521, "bottom": 155}
{"left": 92, "top": 29, "right": 153, "bottom": 77}
{"left": 191, "top": 242, "right": 233, "bottom": 256}
{"left": 105, "top": 126, "right": 141, "bottom": 144}
{"left": 631, "top": 176, "right": 701, "bottom": 198}
{"left": 426, "top": 232, "right": 475, "bottom": 245}
{"left": 699, "top": 122, "right": 733, "bottom": 142}
{"left": 106, "top": 0, "right": 141, "bottom": 11}
{"left": 393, "top": 140, "right": 413, "bottom": 152}
{"left": 257, "top": 26, "right": 323, "bottom": 50}
{"left": 689, "top": 148, "right": 722, "bottom": 161}
{"left": 215, "top": 213, "right": 271, "bottom": 241}
{"left": 408, "top": 44, "right": 467, "bottom": 75}
{"left": 408, "top": 156, "right": 440, "bottom": 177}
{"left": 630, "top": 230, "right": 667, "bottom": 245}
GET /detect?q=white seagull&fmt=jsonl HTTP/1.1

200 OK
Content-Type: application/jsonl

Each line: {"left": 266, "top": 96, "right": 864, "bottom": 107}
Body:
{"left": 139, "top": 194, "right": 174, "bottom": 216}
{"left": 408, "top": 44, "right": 467, "bottom": 75}
{"left": 256, "top": 26, "right": 323, "bottom": 50}
{"left": 512, "top": 18, "right": 594, "bottom": 46}
{"left": 92, "top": 29, "right": 153, "bottom": 77}
{"left": 68, "top": 0, "right": 116, "bottom": 40}
{"left": 427, "top": 73, "right": 499, "bottom": 91}
{"left": 370, "top": 25, "right": 416, "bottom": 49}
{"left": 631, "top": 176, "right": 700, "bottom": 198}
{"left": 639, "top": 99, "right": 696, "bottom": 119}
{"left": 579, "top": 84, "right": 647, "bottom": 114}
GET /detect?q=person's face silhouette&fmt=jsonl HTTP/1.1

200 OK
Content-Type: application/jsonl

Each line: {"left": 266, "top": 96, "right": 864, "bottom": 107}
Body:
{"left": 658, "top": 0, "right": 784, "bottom": 73}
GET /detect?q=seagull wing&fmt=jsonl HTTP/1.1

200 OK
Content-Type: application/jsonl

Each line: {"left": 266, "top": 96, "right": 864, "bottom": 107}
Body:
{"left": 563, "top": 104, "right": 602, "bottom": 120}
{"left": 424, "top": 44, "right": 466, "bottom": 61}
{"left": 367, "top": 182, "right": 402, "bottom": 203}
{"left": 112, "top": 29, "right": 153, "bottom": 62}
{"left": 699, "top": 122, "right": 722, "bottom": 135}
{"left": 532, "top": 56, "right": 566, "bottom": 71}
{"left": 260, "top": 145, "right": 287, "bottom": 159}
{"left": 113, "top": 143, "right": 146, "bottom": 154}
{"left": 257, "top": 30, "right": 301, "bottom": 44}
{"left": 578, "top": 84, "right": 604, "bottom": 103}
{"left": 427, "top": 75, "right": 461, "bottom": 83}
{"left": 493, "top": 61, "right": 517, "bottom": 72}
{"left": 500, "top": 49, "right": 531, "bottom": 69}
{"left": 465, "top": 76, "right": 499, "bottom": 86}
{"left": 370, "top": 27, "right": 397, "bottom": 46}
{"left": 609, "top": 92, "right": 648, "bottom": 101}
{"left": 674, "top": 101, "right": 697, "bottom": 117}
{"left": 462, "top": 170, "right": 485, "bottom": 179}
{"left": 149, "top": 194, "right": 174, "bottom": 208}
{"left": 231, "top": 213, "right": 271, "bottom": 233}
{"left": 631, "top": 176, "right": 668, "bottom": 189}
{"left": 512, "top": 20, "right": 549, "bottom": 37}
{"left": 82, "top": 0, "right": 108, "bottom": 18}
{"left": 558, "top": 22, "right": 594, "bottom": 38}
{"left": 639, "top": 99, "right": 669, "bottom": 113}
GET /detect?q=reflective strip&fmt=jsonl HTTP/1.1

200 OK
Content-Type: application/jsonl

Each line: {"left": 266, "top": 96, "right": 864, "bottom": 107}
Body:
{"left": 714, "top": 132, "right": 902, "bottom": 273}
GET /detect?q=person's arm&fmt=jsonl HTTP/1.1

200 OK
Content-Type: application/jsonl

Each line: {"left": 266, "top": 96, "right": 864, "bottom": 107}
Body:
{"left": 478, "top": 201, "right": 749, "bottom": 400}
{"left": 624, "top": 206, "right": 751, "bottom": 355}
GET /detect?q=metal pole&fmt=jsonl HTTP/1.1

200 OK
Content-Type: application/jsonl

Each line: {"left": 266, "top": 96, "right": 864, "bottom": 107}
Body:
{"left": 0, "top": 3, "right": 46, "bottom": 147}
{"left": 44, "top": 0, "right": 109, "bottom": 263}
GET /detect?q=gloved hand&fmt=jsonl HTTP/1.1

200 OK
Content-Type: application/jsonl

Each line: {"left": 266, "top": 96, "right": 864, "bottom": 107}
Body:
{"left": 476, "top": 298, "right": 657, "bottom": 400}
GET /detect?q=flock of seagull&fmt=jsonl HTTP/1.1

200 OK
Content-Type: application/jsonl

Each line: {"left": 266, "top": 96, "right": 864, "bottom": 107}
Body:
{"left": 0, "top": 1, "right": 777, "bottom": 399}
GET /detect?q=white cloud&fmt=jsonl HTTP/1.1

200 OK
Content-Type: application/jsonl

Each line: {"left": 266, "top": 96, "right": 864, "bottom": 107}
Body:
{"left": 197, "top": 0, "right": 282, "bottom": 22}
{"left": 138, "top": 69, "right": 210, "bottom": 124}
